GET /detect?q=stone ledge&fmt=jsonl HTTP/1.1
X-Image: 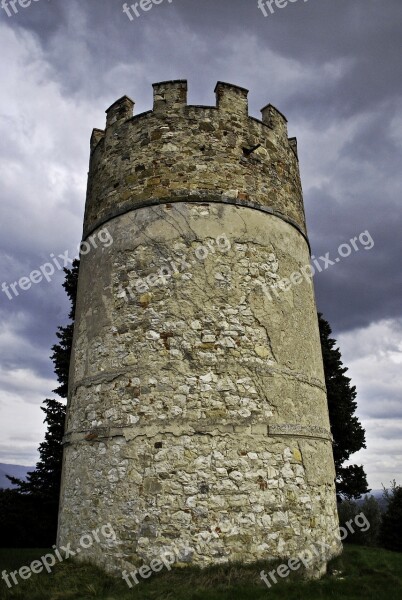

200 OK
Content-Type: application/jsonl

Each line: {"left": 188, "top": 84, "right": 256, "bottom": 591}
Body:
{"left": 62, "top": 422, "right": 332, "bottom": 445}
{"left": 269, "top": 424, "right": 333, "bottom": 442}
{"left": 82, "top": 197, "right": 310, "bottom": 252}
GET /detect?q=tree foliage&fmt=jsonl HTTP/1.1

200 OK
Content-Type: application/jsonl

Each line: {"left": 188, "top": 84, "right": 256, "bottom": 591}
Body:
{"left": 337, "top": 496, "right": 381, "bottom": 546}
{"left": 318, "top": 313, "right": 369, "bottom": 500}
{"left": 50, "top": 261, "right": 78, "bottom": 399}
{"left": 0, "top": 260, "right": 79, "bottom": 547}
{"left": 380, "top": 480, "right": 402, "bottom": 552}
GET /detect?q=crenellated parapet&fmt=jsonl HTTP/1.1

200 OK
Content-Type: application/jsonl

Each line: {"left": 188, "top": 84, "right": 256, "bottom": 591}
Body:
{"left": 84, "top": 80, "right": 305, "bottom": 241}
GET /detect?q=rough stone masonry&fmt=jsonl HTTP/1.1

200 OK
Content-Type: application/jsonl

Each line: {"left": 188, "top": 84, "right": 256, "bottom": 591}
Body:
{"left": 57, "top": 80, "right": 342, "bottom": 576}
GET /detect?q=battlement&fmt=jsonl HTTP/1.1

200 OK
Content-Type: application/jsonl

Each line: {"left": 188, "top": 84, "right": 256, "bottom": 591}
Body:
{"left": 214, "top": 81, "right": 249, "bottom": 116}
{"left": 153, "top": 79, "right": 188, "bottom": 112}
{"left": 90, "top": 128, "right": 105, "bottom": 152}
{"left": 92, "top": 80, "right": 290, "bottom": 144}
{"left": 105, "top": 95, "right": 135, "bottom": 128}
{"left": 261, "top": 103, "right": 288, "bottom": 139}
{"left": 85, "top": 80, "right": 304, "bottom": 242}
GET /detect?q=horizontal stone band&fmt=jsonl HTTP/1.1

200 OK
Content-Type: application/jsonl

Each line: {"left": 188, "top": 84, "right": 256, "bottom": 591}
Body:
{"left": 70, "top": 365, "right": 326, "bottom": 398}
{"left": 63, "top": 422, "right": 332, "bottom": 446}
{"left": 269, "top": 424, "right": 333, "bottom": 441}
{"left": 82, "top": 197, "right": 311, "bottom": 253}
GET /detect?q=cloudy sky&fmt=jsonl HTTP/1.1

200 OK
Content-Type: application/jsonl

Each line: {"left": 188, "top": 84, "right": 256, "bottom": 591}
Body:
{"left": 0, "top": 0, "right": 401, "bottom": 490}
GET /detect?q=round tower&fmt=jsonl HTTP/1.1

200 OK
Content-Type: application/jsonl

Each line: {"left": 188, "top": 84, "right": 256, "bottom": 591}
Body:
{"left": 58, "top": 80, "right": 341, "bottom": 575}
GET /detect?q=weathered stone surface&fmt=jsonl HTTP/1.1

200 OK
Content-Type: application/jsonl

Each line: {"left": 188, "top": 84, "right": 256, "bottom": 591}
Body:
{"left": 83, "top": 81, "right": 305, "bottom": 241}
{"left": 58, "top": 81, "right": 341, "bottom": 576}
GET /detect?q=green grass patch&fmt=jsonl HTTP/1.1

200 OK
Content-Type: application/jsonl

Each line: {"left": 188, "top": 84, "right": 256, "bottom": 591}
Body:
{"left": 0, "top": 545, "right": 401, "bottom": 600}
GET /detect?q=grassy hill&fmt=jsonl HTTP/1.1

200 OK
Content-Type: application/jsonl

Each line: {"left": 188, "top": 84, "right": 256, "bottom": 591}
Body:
{"left": 0, "top": 545, "right": 401, "bottom": 599}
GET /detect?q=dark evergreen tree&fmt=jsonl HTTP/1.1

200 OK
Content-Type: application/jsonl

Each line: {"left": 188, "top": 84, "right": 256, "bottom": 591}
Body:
{"left": 337, "top": 496, "right": 381, "bottom": 546}
{"left": 2, "top": 260, "right": 79, "bottom": 546}
{"left": 8, "top": 399, "right": 66, "bottom": 502}
{"left": 50, "top": 261, "right": 79, "bottom": 398}
{"left": 380, "top": 481, "right": 402, "bottom": 552}
{"left": 318, "top": 313, "right": 369, "bottom": 500}
{"left": 0, "top": 489, "right": 47, "bottom": 547}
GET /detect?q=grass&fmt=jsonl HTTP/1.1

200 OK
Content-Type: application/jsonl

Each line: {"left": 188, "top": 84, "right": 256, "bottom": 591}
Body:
{"left": 0, "top": 545, "right": 401, "bottom": 600}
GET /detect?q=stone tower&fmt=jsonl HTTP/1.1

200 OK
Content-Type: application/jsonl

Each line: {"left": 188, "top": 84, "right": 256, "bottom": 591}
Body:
{"left": 58, "top": 80, "right": 341, "bottom": 576}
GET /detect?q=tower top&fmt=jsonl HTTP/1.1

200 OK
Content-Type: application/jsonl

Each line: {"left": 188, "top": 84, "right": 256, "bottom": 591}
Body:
{"left": 99, "top": 80, "right": 290, "bottom": 142}
{"left": 85, "top": 80, "right": 304, "bottom": 243}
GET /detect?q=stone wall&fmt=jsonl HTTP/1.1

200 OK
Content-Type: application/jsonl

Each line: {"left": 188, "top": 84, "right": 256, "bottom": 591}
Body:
{"left": 58, "top": 82, "right": 341, "bottom": 576}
